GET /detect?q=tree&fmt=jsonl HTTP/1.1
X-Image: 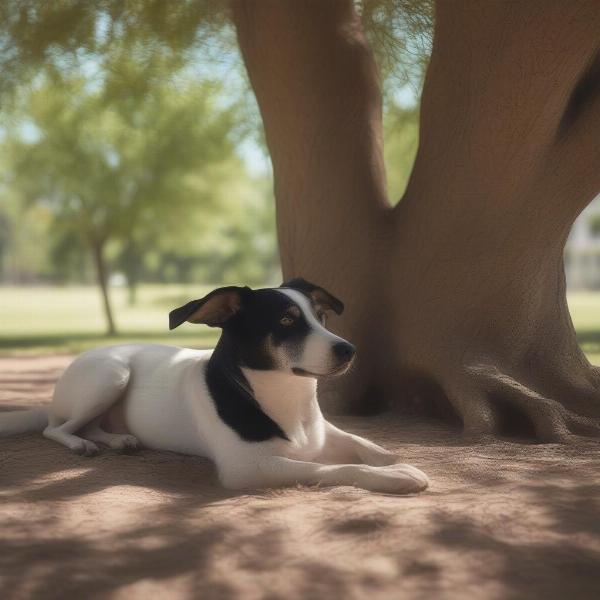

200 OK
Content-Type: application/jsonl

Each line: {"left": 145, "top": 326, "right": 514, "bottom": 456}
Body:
{"left": 0, "top": 1, "right": 232, "bottom": 102}
{"left": 149, "top": 157, "right": 280, "bottom": 287}
{"left": 1, "top": 1, "right": 281, "bottom": 306}
{"left": 6, "top": 72, "right": 238, "bottom": 334}
{"left": 233, "top": 0, "right": 600, "bottom": 441}
{"left": 3, "top": 1, "right": 600, "bottom": 442}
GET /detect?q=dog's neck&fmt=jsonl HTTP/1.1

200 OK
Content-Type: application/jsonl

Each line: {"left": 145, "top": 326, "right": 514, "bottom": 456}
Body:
{"left": 241, "top": 367, "right": 318, "bottom": 442}
{"left": 206, "top": 334, "right": 317, "bottom": 443}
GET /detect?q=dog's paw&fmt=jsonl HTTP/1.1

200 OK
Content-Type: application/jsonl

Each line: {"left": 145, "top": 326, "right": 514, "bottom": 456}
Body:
{"left": 355, "top": 463, "right": 429, "bottom": 495}
{"left": 109, "top": 434, "right": 140, "bottom": 453}
{"left": 71, "top": 439, "right": 100, "bottom": 457}
{"left": 379, "top": 463, "right": 429, "bottom": 492}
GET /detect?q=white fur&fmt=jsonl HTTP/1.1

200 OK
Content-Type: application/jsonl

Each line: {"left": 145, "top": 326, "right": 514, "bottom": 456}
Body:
{"left": 0, "top": 343, "right": 429, "bottom": 494}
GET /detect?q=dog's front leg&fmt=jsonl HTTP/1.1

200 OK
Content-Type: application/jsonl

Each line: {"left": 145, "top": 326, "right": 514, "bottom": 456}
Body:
{"left": 257, "top": 456, "right": 428, "bottom": 495}
{"left": 318, "top": 422, "right": 399, "bottom": 466}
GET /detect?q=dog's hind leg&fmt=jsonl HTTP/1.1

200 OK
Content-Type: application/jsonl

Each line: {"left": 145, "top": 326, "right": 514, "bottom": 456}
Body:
{"left": 45, "top": 355, "right": 131, "bottom": 456}
{"left": 43, "top": 414, "right": 101, "bottom": 456}
{"left": 81, "top": 418, "right": 140, "bottom": 452}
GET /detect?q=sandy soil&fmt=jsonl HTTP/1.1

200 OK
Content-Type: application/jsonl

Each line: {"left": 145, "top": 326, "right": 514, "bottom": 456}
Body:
{"left": 1, "top": 356, "right": 600, "bottom": 600}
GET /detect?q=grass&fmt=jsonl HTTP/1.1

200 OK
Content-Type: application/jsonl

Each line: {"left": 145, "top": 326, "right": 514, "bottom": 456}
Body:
{"left": 0, "top": 285, "right": 220, "bottom": 355}
{"left": 1, "top": 286, "right": 600, "bottom": 363}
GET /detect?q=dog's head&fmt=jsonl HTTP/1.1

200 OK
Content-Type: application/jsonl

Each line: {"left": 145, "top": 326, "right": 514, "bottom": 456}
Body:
{"left": 169, "top": 278, "right": 355, "bottom": 377}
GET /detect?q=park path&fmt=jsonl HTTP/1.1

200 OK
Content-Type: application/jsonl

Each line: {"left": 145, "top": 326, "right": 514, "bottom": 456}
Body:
{"left": 1, "top": 356, "right": 600, "bottom": 600}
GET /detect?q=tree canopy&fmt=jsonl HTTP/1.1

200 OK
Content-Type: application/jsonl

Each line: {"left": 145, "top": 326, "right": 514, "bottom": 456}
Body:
{"left": 0, "top": 0, "right": 432, "bottom": 334}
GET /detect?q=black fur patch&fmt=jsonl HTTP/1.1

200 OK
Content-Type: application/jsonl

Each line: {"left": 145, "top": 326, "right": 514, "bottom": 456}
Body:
{"left": 230, "top": 289, "right": 310, "bottom": 370}
{"left": 281, "top": 278, "right": 344, "bottom": 315}
{"left": 206, "top": 334, "right": 289, "bottom": 442}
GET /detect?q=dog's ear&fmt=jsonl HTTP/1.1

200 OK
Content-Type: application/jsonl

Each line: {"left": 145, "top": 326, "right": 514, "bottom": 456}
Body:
{"left": 169, "top": 286, "right": 250, "bottom": 330}
{"left": 281, "top": 277, "right": 344, "bottom": 315}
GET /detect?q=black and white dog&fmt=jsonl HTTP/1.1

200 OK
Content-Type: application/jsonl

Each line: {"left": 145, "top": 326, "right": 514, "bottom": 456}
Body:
{"left": 0, "top": 279, "right": 428, "bottom": 494}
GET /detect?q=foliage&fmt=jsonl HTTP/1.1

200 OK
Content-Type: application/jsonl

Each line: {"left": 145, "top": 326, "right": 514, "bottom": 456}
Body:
{"left": 361, "top": 0, "right": 433, "bottom": 103}
{"left": 0, "top": 0, "right": 232, "bottom": 104}
{"left": 589, "top": 214, "right": 600, "bottom": 237}
{"left": 0, "top": 1, "right": 433, "bottom": 103}
{"left": 9, "top": 74, "right": 236, "bottom": 240}
{"left": 1, "top": 53, "right": 280, "bottom": 331}
{"left": 0, "top": 0, "right": 431, "bottom": 334}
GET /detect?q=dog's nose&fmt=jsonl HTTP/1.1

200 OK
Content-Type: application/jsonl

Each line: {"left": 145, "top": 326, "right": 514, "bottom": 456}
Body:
{"left": 333, "top": 341, "right": 356, "bottom": 363}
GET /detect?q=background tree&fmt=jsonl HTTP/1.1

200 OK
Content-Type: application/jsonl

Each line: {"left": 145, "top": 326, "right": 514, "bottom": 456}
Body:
{"left": 6, "top": 72, "right": 238, "bottom": 334}
{"left": 149, "top": 158, "right": 280, "bottom": 286}
{"left": 0, "top": 1, "right": 281, "bottom": 327}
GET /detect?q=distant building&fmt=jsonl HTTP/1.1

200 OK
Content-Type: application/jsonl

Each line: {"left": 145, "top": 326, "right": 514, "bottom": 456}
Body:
{"left": 565, "top": 196, "right": 600, "bottom": 289}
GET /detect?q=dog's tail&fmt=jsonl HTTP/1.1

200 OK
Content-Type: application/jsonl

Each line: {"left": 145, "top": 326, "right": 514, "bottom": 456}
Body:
{"left": 0, "top": 408, "right": 48, "bottom": 437}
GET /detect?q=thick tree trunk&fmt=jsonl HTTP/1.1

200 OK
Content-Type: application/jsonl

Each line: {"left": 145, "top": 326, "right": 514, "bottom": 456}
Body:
{"left": 234, "top": 0, "right": 389, "bottom": 414}
{"left": 234, "top": 0, "right": 600, "bottom": 441}
{"left": 90, "top": 240, "right": 117, "bottom": 336}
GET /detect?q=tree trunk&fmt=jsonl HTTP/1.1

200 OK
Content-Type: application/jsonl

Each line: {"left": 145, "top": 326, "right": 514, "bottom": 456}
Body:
{"left": 120, "top": 241, "right": 140, "bottom": 306}
{"left": 127, "top": 279, "right": 137, "bottom": 307}
{"left": 90, "top": 240, "right": 117, "bottom": 336}
{"left": 234, "top": 0, "right": 600, "bottom": 441}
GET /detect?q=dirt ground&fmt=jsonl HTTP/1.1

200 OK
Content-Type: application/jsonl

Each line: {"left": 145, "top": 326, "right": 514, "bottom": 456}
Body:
{"left": 1, "top": 356, "right": 600, "bottom": 600}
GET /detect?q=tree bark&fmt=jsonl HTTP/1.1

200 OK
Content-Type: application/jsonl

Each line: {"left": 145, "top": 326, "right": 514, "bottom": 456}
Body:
{"left": 234, "top": 0, "right": 600, "bottom": 441}
{"left": 90, "top": 239, "right": 117, "bottom": 336}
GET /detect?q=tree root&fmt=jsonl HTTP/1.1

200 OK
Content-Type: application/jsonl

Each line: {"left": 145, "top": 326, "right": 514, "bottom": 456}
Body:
{"left": 447, "top": 364, "right": 600, "bottom": 443}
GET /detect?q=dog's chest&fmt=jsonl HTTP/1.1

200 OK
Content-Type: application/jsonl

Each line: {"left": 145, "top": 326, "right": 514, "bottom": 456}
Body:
{"left": 284, "top": 412, "right": 326, "bottom": 461}
{"left": 241, "top": 368, "right": 324, "bottom": 458}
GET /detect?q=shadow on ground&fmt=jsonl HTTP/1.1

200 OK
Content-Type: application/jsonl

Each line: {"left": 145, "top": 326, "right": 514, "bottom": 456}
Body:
{"left": 1, "top": 356, "right": 600, "bottom": 599}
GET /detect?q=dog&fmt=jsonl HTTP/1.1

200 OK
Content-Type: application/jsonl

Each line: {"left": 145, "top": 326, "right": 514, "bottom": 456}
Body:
{"left": 0, "top": 278, "right": 428, "bottom": 494}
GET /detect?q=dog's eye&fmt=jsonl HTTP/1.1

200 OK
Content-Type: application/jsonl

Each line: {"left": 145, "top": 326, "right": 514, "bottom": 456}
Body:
{"left": 280, "top": 316, "right": 294, "bottom": 326}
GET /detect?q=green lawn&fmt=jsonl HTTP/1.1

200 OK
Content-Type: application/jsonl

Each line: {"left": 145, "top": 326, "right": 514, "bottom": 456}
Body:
{"left": 0, "top": 285, "right": 220, "bottom": 355}
{"left": 1, "top": 286, "right": 600, "bottom": 362}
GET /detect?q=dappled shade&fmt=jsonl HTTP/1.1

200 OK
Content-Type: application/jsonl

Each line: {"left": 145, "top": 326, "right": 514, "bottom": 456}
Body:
{"left": 2, "top": 356, "right": 600, "bottom": 599}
